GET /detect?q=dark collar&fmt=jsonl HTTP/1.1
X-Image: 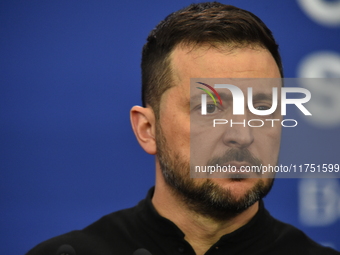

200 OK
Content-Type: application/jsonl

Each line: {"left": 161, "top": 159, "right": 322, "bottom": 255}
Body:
{"left": 136, "top": 187, "right": 273, "bottom": 244}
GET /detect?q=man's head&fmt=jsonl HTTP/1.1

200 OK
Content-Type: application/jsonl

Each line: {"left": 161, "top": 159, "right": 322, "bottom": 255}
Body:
{"left": 131, "top": 2, "right": 282, "bottom": 221}
{"left": 141, "top": 2, "right": 283, "bottom": 118}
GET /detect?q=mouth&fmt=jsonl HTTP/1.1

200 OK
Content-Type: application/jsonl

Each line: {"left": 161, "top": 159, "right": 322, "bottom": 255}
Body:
{"left": 223, "top": 161, "right": 251, "bottom": 168}
{"left": 227, "top": 173, "right": 251, "bottom": 181}
{"left": 222, "top": 161, "right": 251, "bottom": 173}
{"left": 221, "top": 161, "right": 261, "bottom": 179}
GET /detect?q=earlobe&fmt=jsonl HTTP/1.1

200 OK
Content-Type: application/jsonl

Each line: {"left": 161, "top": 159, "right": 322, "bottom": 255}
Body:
{"left": 130, "top": 106, "right": 157, "bottom": 155}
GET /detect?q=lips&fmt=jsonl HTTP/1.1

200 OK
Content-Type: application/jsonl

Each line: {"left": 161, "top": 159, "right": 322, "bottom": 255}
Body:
{"left": 221, "top": 161, "right": 262, "bottom": 178}
{"left": 223, "top": 161, "right": 252, "bottom": 171}
{"left": 227, "top": 162, "right": 251, "bottom": 167}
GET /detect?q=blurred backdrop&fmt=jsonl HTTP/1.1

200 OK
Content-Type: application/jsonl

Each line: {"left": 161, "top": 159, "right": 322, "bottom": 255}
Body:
{"left": 1, "top": 0, "right": 340, "bottom": 254}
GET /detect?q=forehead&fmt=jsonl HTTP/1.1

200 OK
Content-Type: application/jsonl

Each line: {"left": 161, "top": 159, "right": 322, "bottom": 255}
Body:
{"left": 170, "top": 44, "right": 281, "bottom": 87}
{"left": 158, "top": 44, "right": 281, "bottom": 111}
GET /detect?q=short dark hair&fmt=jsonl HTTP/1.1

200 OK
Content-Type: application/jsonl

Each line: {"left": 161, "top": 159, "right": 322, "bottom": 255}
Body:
{"left": 141, "top": 2, "right": 283, "bottom": 117}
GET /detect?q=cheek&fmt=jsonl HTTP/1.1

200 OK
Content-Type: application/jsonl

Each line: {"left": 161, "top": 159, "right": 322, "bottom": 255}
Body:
{"left": 161, "top": 112, "right": 191, "bottom": 154}
{"left": 254, "top": 126, "right": 281, "bottom": 161}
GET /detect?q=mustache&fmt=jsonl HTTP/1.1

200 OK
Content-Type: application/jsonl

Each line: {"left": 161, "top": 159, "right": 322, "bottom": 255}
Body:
{"left": 207, "top": 148, "right": 263, "bottom": 167}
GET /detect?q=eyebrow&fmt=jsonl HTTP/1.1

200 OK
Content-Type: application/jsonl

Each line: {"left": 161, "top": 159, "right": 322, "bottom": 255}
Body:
{"left": 190, "top": 92, "right": 274, "bottom": 103}
{"left": 251, "top": 93, "right": 273, "bottom": 101}
{"left": 190, "top": 92, "right": 232, "bottom": 101}
{"left": 218, "top": 92, "right": 233, "bottom": 102}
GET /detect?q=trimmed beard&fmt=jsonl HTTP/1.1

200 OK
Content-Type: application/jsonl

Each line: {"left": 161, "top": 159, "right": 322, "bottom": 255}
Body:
{"left": 156, "top": 122, "right": 274, "bottom": 222}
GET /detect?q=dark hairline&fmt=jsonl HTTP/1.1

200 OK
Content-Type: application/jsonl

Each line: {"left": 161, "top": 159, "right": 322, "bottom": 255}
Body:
{"left": 141, "top": 3, "right": 284, "bottom": 118}
{"left": 148, "top": 41, "right": 282, "bottom": 119}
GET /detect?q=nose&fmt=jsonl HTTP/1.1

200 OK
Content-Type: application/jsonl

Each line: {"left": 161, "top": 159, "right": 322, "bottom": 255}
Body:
{"left": 222, "top": 115, "right": 254, "bottom": 149}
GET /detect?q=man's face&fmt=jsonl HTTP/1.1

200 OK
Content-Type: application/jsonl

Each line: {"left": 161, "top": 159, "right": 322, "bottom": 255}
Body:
{"left": 156, "top": 44, "right": 282, "bottom": 220}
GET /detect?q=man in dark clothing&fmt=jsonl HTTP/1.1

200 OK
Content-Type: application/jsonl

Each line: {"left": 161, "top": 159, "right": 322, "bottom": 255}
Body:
{"left": 27, "top": 2, "right": 339, "bottom": 255}
{"left": 27, "top": 187, "right": 339, "bottom": 255}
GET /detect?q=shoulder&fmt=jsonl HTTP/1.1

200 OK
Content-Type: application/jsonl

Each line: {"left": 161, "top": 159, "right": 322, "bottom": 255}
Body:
{"left": 26, "top": 230, "right": 108, "bottom": 255}
{"left": 267, "top": 217, "right": 339, "bottom": 255}
{"left": 26, "top": 206, "right": 139, "bottom": 255}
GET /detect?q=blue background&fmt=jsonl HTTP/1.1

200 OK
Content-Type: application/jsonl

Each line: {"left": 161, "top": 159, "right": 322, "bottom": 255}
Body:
{"left": 1, "top": 1, "right": 340, "bottom": 254}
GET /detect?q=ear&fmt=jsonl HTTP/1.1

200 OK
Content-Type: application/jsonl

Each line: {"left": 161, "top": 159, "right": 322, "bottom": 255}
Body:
{"left": 130, "top": 105, "right": 157, "bottom": 155}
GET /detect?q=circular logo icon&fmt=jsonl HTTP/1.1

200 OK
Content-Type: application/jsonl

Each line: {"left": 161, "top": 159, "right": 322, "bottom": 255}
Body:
{"left": 297, "top": 0, "right": 340, "bottom": 26}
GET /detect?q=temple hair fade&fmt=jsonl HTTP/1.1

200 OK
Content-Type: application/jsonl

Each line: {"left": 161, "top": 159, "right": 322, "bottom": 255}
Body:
{"left": 141, "top": 2, "right": 283, "bottom": 117}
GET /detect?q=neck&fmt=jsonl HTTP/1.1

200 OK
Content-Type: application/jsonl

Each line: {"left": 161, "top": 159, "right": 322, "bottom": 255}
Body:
{"left": 152, "top": 174, "right": 259, "bottom": 255}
